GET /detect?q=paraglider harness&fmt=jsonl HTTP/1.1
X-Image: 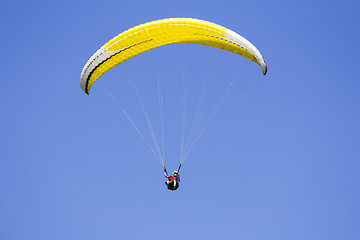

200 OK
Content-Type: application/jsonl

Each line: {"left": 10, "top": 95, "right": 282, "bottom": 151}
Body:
{"left": 164, "top": 163, "right": 181, "bottom": 191}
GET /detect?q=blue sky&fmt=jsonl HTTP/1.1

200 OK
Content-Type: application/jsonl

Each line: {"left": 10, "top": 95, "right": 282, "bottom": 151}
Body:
{"left": 1, "top": 0, "right": 359, "bottom": 239}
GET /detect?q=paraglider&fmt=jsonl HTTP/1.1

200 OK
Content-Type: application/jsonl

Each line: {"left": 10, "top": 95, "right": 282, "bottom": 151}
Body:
{"left": 80, "top": 18, "right": 267, "bottom": 190}
{"left": 164, "top": 167, "right": 181, "bottom": 191}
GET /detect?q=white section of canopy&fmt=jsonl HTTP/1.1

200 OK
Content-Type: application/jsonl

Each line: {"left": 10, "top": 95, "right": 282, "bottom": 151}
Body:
{"left": 225, "top": 30, "right": 267, "bottom": 75}
{"left": 80, "top": 46, "right": 109, "bottom": 92}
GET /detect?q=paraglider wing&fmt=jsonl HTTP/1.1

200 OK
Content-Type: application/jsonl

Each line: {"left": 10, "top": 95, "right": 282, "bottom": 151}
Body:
{"left": 80, "top": 18, "right": 267, "bottom": 94}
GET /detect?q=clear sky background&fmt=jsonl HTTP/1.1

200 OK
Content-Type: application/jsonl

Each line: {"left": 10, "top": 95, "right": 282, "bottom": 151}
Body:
{"left": 1, "top": 0, "right": 359, "bottom": 239}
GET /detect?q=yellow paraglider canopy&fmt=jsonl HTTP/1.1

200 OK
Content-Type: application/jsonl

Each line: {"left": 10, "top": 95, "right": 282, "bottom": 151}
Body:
{"left": 80, "top": 18, "right": 267, "bottom": 94}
